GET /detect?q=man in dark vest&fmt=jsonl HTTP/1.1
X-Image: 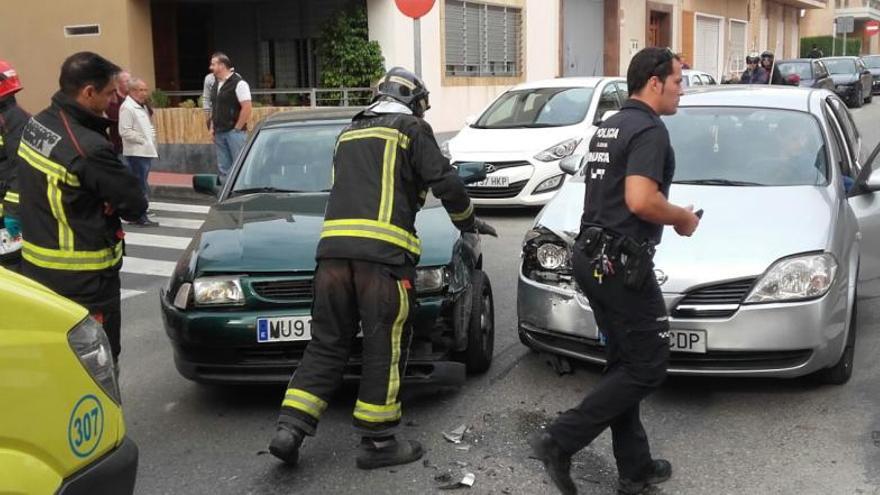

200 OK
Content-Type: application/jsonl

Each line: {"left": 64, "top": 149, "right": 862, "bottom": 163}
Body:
{"left": 208, "top": 52, "right": 252, "bottom": 179}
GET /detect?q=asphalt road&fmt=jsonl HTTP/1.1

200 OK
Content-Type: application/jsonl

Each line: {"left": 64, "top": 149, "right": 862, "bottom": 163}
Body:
{"left": 121, "top": 103, "right": 880, "bottom": 495}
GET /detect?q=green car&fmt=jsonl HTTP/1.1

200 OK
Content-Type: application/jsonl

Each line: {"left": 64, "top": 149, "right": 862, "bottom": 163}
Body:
{"left": 160, "top": 109, "right": 495, "bottom": 386}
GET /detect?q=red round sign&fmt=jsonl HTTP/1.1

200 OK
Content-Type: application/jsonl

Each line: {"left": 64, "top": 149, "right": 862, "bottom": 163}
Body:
{"left": 395, "top": 0, "right": 436, "bottom": 19}
{"left": 867, "top": 20, "right": 880, "bottom": 36}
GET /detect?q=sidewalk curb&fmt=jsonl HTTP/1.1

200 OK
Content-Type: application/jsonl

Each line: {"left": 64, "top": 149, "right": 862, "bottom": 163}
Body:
{"left": 150, "top": 184, "right": 214, "bottom": 205}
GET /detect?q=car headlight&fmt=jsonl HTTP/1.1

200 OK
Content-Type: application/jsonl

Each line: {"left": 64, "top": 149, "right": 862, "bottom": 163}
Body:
{"left": 193, "top": 276, "right": 245, "bottom": 306}
{"left": 836, "top": 84, "right": 850, "bottom": 91}
{"left": 744, "top": 253, "right": 837, "bottom": 304}
{"left": 534, "top": 138, "right": 582, "bottom": 162}
{"left": 416, "top": 267, "right": 447, "bottom": 295}
{"left": 536, "top": 243, "right": 571, "bottom": 270}
{"left": 440, "top": 140, "right": 452, "bottom": 160}
{"left": 68, "top": 317, "right": 121, "bottom": 404}
{"left": 533, "top": 174, "right": 565, "bottom": 194}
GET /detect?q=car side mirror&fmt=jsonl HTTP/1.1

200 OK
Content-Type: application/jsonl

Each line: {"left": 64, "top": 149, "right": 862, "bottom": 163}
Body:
{"left": 560, "top": 154, "right": 584, "bottom": 175}
{"left": 865, "top": 167, "right": 880, "bottom": 192}
{"left": 193, "top": 174, "right": 221, "bottom": 196}
{"left": 456, "top": 162, "right": 487, "bottom": 184}
{"left": 594, "top": 110, "right": 619, "bottom": 125}
{"left": 464, "top": 114, "right": 477, "bottom": 126}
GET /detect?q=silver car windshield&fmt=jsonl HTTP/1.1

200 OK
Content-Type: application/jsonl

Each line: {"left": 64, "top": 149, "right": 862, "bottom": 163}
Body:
{"left": 864, "top": 56, "right": 880, "bottom": 69}
{"left": 572, "top": 107, "right": 828, "bottom": 186}
{"left": 473, "top": 87, "right": 594, "bottom": 129}
{"left": 232, "top": 124, "right": 345, "bottom": 194}
{"left": 823, "top": 59, "right": 856, "bottom": 75}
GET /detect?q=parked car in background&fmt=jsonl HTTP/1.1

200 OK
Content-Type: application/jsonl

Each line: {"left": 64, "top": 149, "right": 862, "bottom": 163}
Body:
{"left": 161, "top": 109, "right": 496, "bottom": 386}
{"left": 518, "top": 86, "right": 880, "bottom": 385}
{"left": 443, "top": 77, "right": 626, "bottom": 207}
{"left": 682, "top": 69, "right": 717, "bottom": 87}
{"left": 822, "top": 56, "right": 874, "bottom": 107}
{"left": 777, "top": 58, "right": 835, "bottom": 91}
{"left": 862, "top": 54, "right": 880, "bottom": 94}
{"left": 0, "top": 268, "right": 138, "bottom": 494}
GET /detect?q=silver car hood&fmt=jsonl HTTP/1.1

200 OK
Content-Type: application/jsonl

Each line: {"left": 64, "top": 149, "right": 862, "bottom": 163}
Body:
{"left": 536, "top": 182, "right": 836, "bottom": 293}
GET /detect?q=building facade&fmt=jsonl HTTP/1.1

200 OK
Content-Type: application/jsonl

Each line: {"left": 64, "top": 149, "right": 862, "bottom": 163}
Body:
{"left": 0, "top": 0, "right": 825, "bottom": 137}
{"left": 801, "top": 0, "right": 880, "bottom": 54}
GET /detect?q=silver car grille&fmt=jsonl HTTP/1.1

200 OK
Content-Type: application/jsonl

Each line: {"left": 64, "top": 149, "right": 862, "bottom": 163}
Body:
{"left": 672, "top": 278, "right": 756, "bottom": 318}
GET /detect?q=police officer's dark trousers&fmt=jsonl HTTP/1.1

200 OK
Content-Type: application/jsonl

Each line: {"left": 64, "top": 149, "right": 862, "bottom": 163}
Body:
{"left": 278, "top": 259, "right": 414, "bottom": 438}
{"left": 547, "top": 240, "right": 670, "bottom": 481}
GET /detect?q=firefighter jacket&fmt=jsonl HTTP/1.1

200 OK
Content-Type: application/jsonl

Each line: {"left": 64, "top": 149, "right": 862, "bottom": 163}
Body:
{"left": 17, "top": 91, "right": 147, "bottom": 305}
{"left": 316, "top": 109, "right": 476, "bottom": 266}
{"left": 0, "top": 96, "right": 29, "bottom": 219}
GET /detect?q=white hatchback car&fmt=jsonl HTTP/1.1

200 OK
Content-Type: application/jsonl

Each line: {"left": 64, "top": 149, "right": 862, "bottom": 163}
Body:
{"left": 443, "top": 77, "right": 626, "bottom": 207}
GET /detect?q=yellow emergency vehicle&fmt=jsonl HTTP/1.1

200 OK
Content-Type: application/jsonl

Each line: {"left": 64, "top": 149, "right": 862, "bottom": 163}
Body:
{"left": 0, "top": 268, "right": 137, "bottom": 494}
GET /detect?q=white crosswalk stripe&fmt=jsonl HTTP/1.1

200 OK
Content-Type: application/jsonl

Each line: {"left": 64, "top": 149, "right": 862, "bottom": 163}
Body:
{"left": 149, "top": 217, "right": 204, "bottom": 230}
{"left": 125, "top": 232, "right": 192, "bottom": 250}
{"left": 150, "top": 201, "right": 211, "bottom": 214}
{"left": 119, "top": 201, "right": 207, "bottom": 300}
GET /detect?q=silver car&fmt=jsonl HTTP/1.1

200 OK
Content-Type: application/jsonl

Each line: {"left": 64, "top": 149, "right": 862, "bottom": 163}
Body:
{"left": 517, "top": 86, "right": 880, "bottom": 384}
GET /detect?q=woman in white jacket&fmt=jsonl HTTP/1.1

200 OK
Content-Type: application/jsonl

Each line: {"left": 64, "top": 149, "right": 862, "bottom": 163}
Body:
{"left": 119, "top": 77, "right": 158, "bottom": 227}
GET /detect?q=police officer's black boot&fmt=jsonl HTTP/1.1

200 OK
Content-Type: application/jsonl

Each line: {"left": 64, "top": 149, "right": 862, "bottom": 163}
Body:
{"left": 528, "top": 432, "right": 577, "bottom": 495}
{"left": 355, "top": 436, "right": 424, "bottom": 470}
{"left": 617, "top": 459, "right": 672, "bottom": 494}
{"left": 268, "top": 423, "right": 305, "bottom": 466}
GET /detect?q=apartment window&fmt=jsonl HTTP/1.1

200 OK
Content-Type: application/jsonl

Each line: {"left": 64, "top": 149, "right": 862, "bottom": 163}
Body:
{"left": 445, "top": 0, "right": 522, "bottom": 77}
{"left": 729, "top": 20, "right": 747, "bottom": 73}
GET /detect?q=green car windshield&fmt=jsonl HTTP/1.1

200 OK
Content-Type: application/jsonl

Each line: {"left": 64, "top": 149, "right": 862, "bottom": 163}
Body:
{"left": 232, "top": 124, "right": 346, "bottom": 194}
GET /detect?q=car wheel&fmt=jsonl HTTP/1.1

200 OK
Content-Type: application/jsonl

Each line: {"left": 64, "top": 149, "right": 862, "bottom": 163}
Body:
{"left": 460, "top": 269, "right": 494, "bottom": 374}
{"left": 852, "top": 86, "right": 864, "bottom": 108}
{"left": 816, "top": 291, "right": 857, "bottom": 385}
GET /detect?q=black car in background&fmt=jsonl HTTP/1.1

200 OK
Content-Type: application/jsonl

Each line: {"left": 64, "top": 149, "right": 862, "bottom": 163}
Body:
{"left": 863, "top": 55, "right": 880, "bottom": 94}
{"left": 776, "top": 59, "right": 835, "bottom": 91}
{"left": 821, "top": 56, "right": 874, "bottom": 108}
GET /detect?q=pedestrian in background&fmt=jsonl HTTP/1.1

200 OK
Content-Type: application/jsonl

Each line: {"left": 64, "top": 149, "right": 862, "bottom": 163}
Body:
{"left": 208, "top": 53, "right": 251, "bottom": 179}
{"left": 17, "top": 51, "right": 146, "bottom": 365}
{"left": 202, "top": 72, "right": 215, "bottom": 130}
{"left": 809, "top": 44, "right": 824, "bottom": 59}
{"left": 529, "top": 47, "right": 699, "bottom": 495}
{"left": 120, "top": 77, "right": 159, "bottom": 227}
{"left": 739, "top": 53, "right": 768, "bottom": 84}
{"left": 107, "top": 70, "right": 131, "bottom": 160}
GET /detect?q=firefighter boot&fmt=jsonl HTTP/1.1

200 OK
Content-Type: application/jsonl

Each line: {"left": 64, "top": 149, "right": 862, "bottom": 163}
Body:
{"left": 355, "top": 436, "right": 424, "bottom": 470}
{"left": 617, "top": 459, "right": 672, "bottom": 495}
{"left": 528, "top": 432, "right": 577, "bottom": 495}
{"left": 269, "top": 423, "right": 305, "bottom": 466}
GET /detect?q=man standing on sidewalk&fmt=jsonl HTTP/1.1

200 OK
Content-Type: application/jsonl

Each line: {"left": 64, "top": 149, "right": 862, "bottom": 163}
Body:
{"left": 17, "top": 52, "right": 146, "bottom": 364}
{"left": 120, "top": 77, "right": 158, "bottom": 227}
{"left": 106, "top": 70, "right": 130, "bottom": 160}
{"left": 208, "top": 53, "right": 251, "bottom": 179}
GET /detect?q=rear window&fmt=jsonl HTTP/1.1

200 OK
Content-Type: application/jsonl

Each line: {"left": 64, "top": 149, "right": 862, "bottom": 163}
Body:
{"left": 474, "top": 87, "right": 594, "bottom": 129}
{"left": 663, "top": 107, "right": 828, "bottom": 186}
{"left": 778, "top": 62, "right": 812, "bottom": 80}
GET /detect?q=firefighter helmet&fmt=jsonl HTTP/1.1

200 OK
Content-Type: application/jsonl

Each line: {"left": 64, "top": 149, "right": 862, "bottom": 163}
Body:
{"left": 0, "top": 60, "right": 23, "bottom": 99}
{"left": 375, "top": 67, "right": 430, "bottom": 117}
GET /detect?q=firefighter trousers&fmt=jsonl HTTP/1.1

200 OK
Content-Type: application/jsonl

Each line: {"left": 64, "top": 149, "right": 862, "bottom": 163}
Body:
{"left": 278, "top": 259, "right": 415, "bottom": 438}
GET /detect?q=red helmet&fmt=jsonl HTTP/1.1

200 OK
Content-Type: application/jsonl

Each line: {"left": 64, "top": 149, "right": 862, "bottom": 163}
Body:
{"left": 0, "top": 60, "right": 23, "bottom": 98}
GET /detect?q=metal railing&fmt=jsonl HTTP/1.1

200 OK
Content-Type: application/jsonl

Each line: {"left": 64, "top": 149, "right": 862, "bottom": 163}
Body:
{"left": 162, "top": 87, "right": 376, "bottom": 108}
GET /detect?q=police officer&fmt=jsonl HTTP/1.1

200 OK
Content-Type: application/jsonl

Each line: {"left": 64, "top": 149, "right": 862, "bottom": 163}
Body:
{"left": 17, "top": 52, "right": 147, "bottom": 363}
{"left": 529, "top": 47, "right": 700, "bottom": 495}
{"left": 268, "top": 66, "right": 495, "bottom": 470}
{"left": 0, "top": 59, "right": 30, "bottom": 270}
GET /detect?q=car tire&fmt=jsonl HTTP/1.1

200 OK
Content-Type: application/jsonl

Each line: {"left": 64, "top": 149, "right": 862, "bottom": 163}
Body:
{"left": 816, "top": 291, "right": 857, "bottom": 385}
{"left": 458, "top": 269, "right": 494, "bottom": 374}
{"left": 852, "top": 86, "right": 864, "bottom": 108}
